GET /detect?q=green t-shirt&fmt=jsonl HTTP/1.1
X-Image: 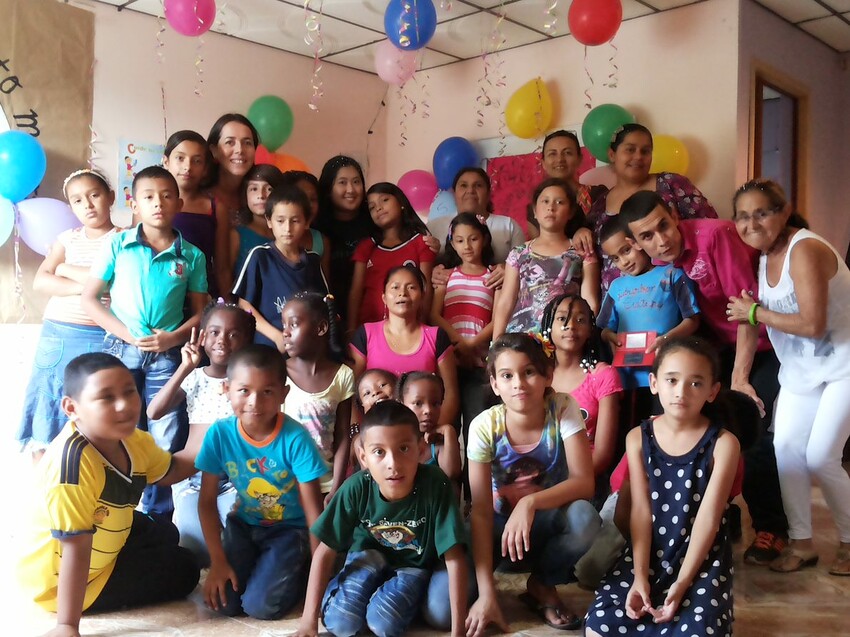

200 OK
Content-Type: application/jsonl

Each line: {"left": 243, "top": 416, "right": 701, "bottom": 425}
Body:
{"left": 312, "top": 464, "right": 466, "bottom": 569}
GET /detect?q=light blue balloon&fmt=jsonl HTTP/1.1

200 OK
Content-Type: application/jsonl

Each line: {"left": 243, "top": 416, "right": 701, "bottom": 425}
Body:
{"left": 0, "top": 197, "right": 14, "bottom": 246}
{"left": 428, "top": 190, "right": 456, "bottom": 221}
{"left": 0, "top": 131, "right": 47, "bottom": 203}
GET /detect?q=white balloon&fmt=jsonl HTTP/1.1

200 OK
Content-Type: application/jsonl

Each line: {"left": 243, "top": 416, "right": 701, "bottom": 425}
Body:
{"left": 579, "top": 165, "right": 618, "bottom": 189}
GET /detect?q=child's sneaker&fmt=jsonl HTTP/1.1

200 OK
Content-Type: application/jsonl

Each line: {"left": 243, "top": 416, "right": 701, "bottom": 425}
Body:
{"left": 744, "top": 531, "right": 787, "bottom": 565}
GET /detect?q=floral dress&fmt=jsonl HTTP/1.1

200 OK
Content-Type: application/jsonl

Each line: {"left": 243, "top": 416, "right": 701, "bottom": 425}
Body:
{"left": 588, "top": 172, "right": 718, "bottom": 292}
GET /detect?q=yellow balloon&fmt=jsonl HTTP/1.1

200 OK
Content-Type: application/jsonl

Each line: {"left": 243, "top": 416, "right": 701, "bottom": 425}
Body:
{"left": 505, "top": 78, "right": 553, "bottom": 139}
{"left": 650, "top": 134, "right": 690, "bottom": 175}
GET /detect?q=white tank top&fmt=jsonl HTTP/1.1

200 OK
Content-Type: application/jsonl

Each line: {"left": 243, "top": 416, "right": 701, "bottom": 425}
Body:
{"left": 759, "top": 229, "right": 850, "bottom": 391}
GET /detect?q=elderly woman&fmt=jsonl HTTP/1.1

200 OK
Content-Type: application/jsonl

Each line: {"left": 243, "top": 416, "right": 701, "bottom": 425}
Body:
{"left": 587, "top": 123, "right": 717, "bottom": 292}
{"left": 728, "top": 178, "right": 850, "bottom": 576}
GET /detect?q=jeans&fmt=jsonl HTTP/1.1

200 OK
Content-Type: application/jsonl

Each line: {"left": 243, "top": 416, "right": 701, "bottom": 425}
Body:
{"left": 574, "top": 492, "right": 625, "bottom": 589}
{"left": 492, "top": 500, "right": 600, "bottom": 586}
{"left": 173, "top": 472, "right": 237, "bottom": 567}
{"left": 103, "top": 334, "right": 189, "bottom": 517}
{"left": 219, "top": 515, "right": 309, "bottom": 620}
{"left": 322, "top": 549, "right": 442, "bottom": 637}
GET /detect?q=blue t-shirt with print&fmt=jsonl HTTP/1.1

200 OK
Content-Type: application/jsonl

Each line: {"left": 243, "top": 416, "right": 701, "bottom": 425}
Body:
{"left": 195, "top": 414, "right": 328, "bottom": 527}
{"left": 596, "top": 265, "right": 700, "bottom": 388}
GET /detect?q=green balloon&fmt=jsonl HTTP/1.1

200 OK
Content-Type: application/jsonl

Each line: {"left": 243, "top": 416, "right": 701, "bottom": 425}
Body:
{"left": 248, "top": 95, "right": 294, "bottom": 152}
{"left": 581, "top": 103, "right": 636, "bottom": 162}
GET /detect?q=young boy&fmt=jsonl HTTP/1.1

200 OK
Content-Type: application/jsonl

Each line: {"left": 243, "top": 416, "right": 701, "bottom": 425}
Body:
{"left": 197, "top": 344, "right": 327, "bottom": 620}
{"left": 18, "top": 353, "right": 200, "bottom": 637}
{"left": 294, "top": 400, "right": 468, "bottom": 637}
{"left": 81, "top": 165, "right": 208, "bottom": 517}
{"left": 596, "top": 215, "right": 700, "bottom": 425}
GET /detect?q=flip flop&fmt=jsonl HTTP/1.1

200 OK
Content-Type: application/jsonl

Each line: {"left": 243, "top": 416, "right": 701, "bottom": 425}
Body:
{"left": 829, "top": 547, "right": 850, "bottom": 576}
{"left": 518, "top": 592, "right": 581, "bottom": 631}
{"left": 769, "top": 546, "right": 819, "bottom": 573}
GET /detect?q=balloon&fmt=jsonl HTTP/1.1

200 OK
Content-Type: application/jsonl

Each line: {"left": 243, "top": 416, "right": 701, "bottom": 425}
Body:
{"left": 568, "top": 0, "right": 623, "bottom": 46}
{"left": 0, "top": 131, "right": 47, "bottom": 203}
{"left": 398, "top": 170, "right": 438, "bottom": 212}
{"left": 384, "top": 0, "right": 437, "bottom": 51}
{"left": 164, "top": 0, "right": 217, "bottom": 37}
{"left": 650, "top": 134, "right": 690, "bottom": 175}
{"left": 581, "top": 103, "right": 636, "bottom": 162}
{"left": 255, "top": 144, "right": 274, "bottom": 165}
{"left": 429, "top": 190, "right": 457, "bottom": 222}
{"left": 433, "top": 137, "right": 479, "bottom": 191}
{"left": 579, "top": 165, "right": 618, "bottom": 189}
{"left": 17, "top": 198, "right": 81, "bottom": 256}
{"left": 505, "top": 78, "right": 553, "bottom": 139}
{"left": 375, "top": 39, "right": 418, "bottom": 85}
{"left": 248, "top": 95, "right": 294, "bottom": 152}
{"left": 272, "top": 153, "right": 310, "bottom": 174}
{"left": 0, "top": 197, "right": 14, "bottom": 246}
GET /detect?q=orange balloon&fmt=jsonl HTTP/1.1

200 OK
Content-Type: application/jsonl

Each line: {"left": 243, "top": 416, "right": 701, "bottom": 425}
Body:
{"left": 256, "top": 149, "right": 311, "bottom": 174}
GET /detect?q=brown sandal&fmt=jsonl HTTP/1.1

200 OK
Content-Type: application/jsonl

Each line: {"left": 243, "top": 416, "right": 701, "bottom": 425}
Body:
{"left": 828, "top": 547, "right": 850, "bottom": 576}
{"left": 769, "top": 546, "right": 819, "bottom": 573}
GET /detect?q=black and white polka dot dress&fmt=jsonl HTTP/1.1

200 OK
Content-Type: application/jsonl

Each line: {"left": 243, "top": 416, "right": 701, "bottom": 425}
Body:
{"left": 585, "top": 420, "right": 733, "bottom": 636}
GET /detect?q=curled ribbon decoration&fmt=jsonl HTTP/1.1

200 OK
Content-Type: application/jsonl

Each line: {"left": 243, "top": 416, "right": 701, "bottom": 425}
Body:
{"left": 161, "top": 82, "right": 169, "bottom": 141}
{"left": 604, "top": 40, "right": 619, "bottom": 89}
{"left": 439, "top": 0, "right": 452, "bottom": 10}
{"left": 12, "top": 204, "right": 26, "bottom": 320}
{"left": 583, "top": 45, "right": 594, "bottom": 110}
{"left": 413, "top": 64, "right": 431, "bottom": 120}
{"left": 88, "top": 125, "right": 100, "bottom": 171}
{"left": 193, "top": 35, "right": 205, "bottom": 97}
{"left": 156, "top": 0, "right": 167, "bottom": 64}
{"left": 543, "top": 0, "right": 558, "bottom": 34}
{"left": 304, "top": 0, "right": 325, "bottom": 111}
{"left": 397, "top": 85, "right": 414, "bottom": 147}
{"left": 365, "top": 90, "right": 388, "bottom": 174}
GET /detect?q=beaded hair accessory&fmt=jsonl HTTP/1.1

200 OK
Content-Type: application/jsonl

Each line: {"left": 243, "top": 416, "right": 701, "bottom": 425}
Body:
{"left": 62, "top": 168, "right": 111, "bottom": 197}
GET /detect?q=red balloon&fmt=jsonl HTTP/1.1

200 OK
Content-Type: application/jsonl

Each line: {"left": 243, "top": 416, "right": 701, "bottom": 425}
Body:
{"left": 568, "top": 0, "right": 623, "bottom": 46}
{"left": 255, "top": 144, "right": 274, "bottom": 165}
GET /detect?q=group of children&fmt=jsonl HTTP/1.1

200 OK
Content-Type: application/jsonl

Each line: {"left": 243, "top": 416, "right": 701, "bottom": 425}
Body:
{"left": 17, "top": 118, "right": 848, "bottom": 637}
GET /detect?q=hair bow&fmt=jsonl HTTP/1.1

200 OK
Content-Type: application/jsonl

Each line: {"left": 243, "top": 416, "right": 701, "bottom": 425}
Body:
{"left": 527, "top": 331, "right": 555, "bottom": 358}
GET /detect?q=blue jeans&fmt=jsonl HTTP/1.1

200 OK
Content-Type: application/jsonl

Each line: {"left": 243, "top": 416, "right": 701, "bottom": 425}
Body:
{"left": 322, "top": 549, "right": 441, "bottom": 637}
{"left": 492, "top": 500, "right": 600, "bottom": 586}
{"left": 173, "top": 472, "right": 237, "bottom": 567}
{"left": 103, "top": 334, "right": 188, "bottom": 516}
{"left": 220, "top": 515, "right": 309, "bottom": 620}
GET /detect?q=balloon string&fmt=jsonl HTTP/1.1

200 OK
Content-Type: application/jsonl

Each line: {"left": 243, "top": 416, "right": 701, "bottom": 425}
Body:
{"left": 12, "top": 203, "right": 26, "bottom": 321}
{"left": 161, "top": 82, "right": 168, "bottom": 141}
{"left": 397, "top": 85, "right": 410, "bottom": 147}
{"left": 87, "top": 60, "right": 100, "bottom": 171}
{"left": 304, "top": 0, "right": 325, "bottom": 111}
{"left": 193, "top": 36, "right": 205, "bottom": 97}
{"left": 439, "top": 0, "right": 452, "bottom": 10}
{"left": 583, "top": 45, "right": 593, "bottom": 110}
{"left": 365, "top": 89, "right": 388, "bottom": 176}
{"left": 156, "top": 0, "right": 166, "bottom": 64}
{"left": 543, "top": 0, "right": 558, "bottom": 34}
{"left": 604, "top": 40, "right": 619, "bottom": 89}
{"left": 414, "top": 63, "right": 430, "bottom": 120}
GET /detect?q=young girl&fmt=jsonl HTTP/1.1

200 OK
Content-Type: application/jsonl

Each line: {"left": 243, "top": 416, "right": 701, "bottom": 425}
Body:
{"left": 281, "top": 292, "right": 353, "bottom": 503}
{"left": 541, "top": 294, "right": 622, "bottom": 487}
{"left": 17, "top": 169, "right": 119, "bottom": 457}
{"left": 493, "top": 178, "right": 600, "bottom": 339}
{"left": 349, "top": 265, "right": 459, "bottom": 424}
{"left": 466, "top": 333, "right": 598, "bottom": 634}
{"left": 233, "top": 184, "right": 329, "bottom": 350}
{"left": 349, "top": 368, "right": 398, "bottom": 475}
{"left": 397, "top": 371, "right": 461, "bottom": 481}
{"left": 163, "top": 130, "right": 229, "bottom": 297}
{"left": 146, "top": 300, "right": 256, "bottom": 566}
{"left": 280, "top": 170, "right": 331, "bottom": 280}
{"left": 585, "top": 337, "right": 740, "bottom": 636}
{"left": 230, "top": 164, "right": 282, "bottom": 277}
{"left": 348, "top": 182, "right": 435, "bottom": 332}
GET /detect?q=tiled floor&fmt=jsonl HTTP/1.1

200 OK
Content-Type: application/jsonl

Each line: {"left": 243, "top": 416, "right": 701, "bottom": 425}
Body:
{"left": 6, "top": 447, "right": 850, "bottom": 636}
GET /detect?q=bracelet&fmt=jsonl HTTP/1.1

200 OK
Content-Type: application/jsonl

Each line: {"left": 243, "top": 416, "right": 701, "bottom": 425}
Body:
{"left": 748, "top": 303, "right": 760, "bottom": 326}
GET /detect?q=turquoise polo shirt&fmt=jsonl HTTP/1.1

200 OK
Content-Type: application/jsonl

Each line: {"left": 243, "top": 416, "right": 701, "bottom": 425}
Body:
{"left": 90, "top": 224, "right": 207, "bottom": 339}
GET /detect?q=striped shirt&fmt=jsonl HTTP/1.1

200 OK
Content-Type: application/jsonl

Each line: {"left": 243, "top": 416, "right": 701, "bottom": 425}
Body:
{"left": 443, "top": 267, "right": 494, "bottom": 364}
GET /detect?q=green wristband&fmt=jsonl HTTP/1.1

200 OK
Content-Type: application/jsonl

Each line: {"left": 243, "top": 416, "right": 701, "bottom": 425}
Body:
{"left": 748, "top": 303, "right": 760, "bottom": 326}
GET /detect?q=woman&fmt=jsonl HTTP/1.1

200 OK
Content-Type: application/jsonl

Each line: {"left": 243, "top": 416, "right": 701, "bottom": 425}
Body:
{"left": 205, "top": 114, "right": 259, "bottom": 295}
{"left": 727, "top": 178, "right": 850, "bottom": 576}
{"left": 587, "top": 123, "right": 717, "bottom": 292}
{"left": 349, "top": 264, "right": 459, "bottom": 425}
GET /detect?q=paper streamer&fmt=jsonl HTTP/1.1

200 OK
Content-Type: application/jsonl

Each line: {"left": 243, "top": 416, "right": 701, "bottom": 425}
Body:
{"left": 439, "top": 0, "right": 452, "bottom": 10}
{"left": 413, "top": 66, "right": 431, "bottom": 120}
{"left": 304, "top": 0, "right": 325, "bottom": 111}
{"left": 398, "top": 83, "right": 419, "bottom": 147}
{"left": 156, "top": 0, "right": 166, "bottom": 63}
{"left": 193, "top": 35, "right": 205, "bottom": 97}
{"left": 12, "top": 204, "right": 25, "bottom": 320}
{"left": 161, "top": 82, "right": 169, "bottom": 141}
{"left": 583, "top": 45, "right": 594, "bottom": 110}
{"left": 543, "top": 0, "right": 558, "bottom": 34}
{"left": 604, "top": 40, "right": 619, "bottom": 89}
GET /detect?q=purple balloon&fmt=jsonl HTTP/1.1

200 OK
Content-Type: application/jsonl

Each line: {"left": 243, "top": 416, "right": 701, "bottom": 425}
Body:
{"left": 17, "top": 198, "right": 82, "bottom": 256}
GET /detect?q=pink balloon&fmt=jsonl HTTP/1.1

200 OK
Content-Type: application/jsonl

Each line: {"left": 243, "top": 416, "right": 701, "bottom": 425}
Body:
{"left": 165, "top": 0, "right": 217, "bottom": 37}
{"left": 375, "top": 39, "right": 418, "bottom": 85}
{"left": 398, "top": 170, "right": 438, "bottom": 212}
{"left": 579, "top": 165, "right": 618, "bottom": 189}
{"left": 17, "top": 198, "right": 82, "bottom": 256}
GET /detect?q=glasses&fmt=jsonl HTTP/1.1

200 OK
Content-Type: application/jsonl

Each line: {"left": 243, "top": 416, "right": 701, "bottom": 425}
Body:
{"left": 733, "top": 208, "right": 780, "bottom": 225}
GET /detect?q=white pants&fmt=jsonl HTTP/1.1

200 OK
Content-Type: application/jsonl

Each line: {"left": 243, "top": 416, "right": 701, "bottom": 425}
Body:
{"left": 773, "top": 378, "right": 850, "bottom": 543}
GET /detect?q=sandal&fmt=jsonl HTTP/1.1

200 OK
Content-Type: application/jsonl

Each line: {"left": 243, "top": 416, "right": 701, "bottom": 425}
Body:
{"left": 828, "top": 547, "right": 850, "bottom": 576}
{"left": 769, "top": 546, "right": 819, "bottom": 573}
{"left": 518, "top": 592, "right": 581, "bottom": 631}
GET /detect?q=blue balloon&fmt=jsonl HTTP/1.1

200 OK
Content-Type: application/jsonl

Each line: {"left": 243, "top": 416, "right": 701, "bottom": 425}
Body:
{"left": 432, "top": 137, "right": 479, "bottom": 190}
{"left": 0, "top": 131, "right": 47, "bottom": 203}
{"left": 428, "top": 190, "right": 456, "bottom": 222}
{"left": 384, "top": 0, "right": 437, "bottom": 51}
{"left": 0, "top": 197, "right": 14, "bottom": 246}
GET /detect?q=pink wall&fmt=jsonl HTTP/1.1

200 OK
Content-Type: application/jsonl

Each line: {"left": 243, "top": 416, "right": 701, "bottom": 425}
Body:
{"left": 736, "top": 0, "right": 850, "bottom": 252}
{"left": 90, "top": 2, "right": 388, "bottom": 217}
{"left": 379, "top": 0, "right": 741, "bottom": 216}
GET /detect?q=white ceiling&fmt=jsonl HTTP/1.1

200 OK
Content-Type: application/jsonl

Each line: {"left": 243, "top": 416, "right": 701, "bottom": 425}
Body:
{"left": 88, "top": 0, "right": 850, "bottom": 74}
